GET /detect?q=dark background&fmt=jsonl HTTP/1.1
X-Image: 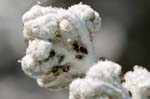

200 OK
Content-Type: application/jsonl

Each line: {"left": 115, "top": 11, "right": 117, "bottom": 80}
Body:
{"left": 0, "top": 0, "right": 149, "bottom": 99}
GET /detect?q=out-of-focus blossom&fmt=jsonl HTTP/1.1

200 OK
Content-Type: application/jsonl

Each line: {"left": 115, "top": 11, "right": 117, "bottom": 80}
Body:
{"left": 69, "top": 60, "right": 131, "bottom": 99}
{"left": 123, "top": 66, "right": 150, "bottom": 99}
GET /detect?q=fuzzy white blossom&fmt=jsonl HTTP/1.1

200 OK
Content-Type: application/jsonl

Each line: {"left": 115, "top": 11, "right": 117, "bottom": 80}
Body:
{"left": 19, "top": 3, "right": 150, "bottom": 98}
{"left": 26, "top": 39, "right": 52, "bottom": 61}
{"left": 68, "top": 3, "right": 101, "bottom": 33}
{"left": 21, "top": 55, "right": 44, "bottom": 78}
{"left": 69, "top": 60, "right": 131, "bottom": 99}
{"left": 123, "top": 66, "right": 150, "bottom": 99}
{"left": 21, "top": 3, "right": 101, "bottom": 89}
{"left": 86, "top": 60, "right": 122, "bottom": 84}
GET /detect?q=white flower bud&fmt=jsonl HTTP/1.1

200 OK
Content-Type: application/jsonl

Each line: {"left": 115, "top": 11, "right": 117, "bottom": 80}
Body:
{"left": 23, "top": 13, "right": 58, "bottom": 40}
{"left": 70, "top": 78, "right": 130, "bottom": 99}
{"left": 21, "top": 55, "right": 44, "bottom": 78}
{"left": 26, "top": 39, "right": 52, "bottom": 61}
{"left": 69, "top": 3, "right": 101, "bottom": 33}
{"left": 86, "top": 61, "right": 122, "bottom": 84}
{"left": 22, "top": 5, "right": 58, "bottom": 23}
{"left": 69, "top": 61, "right": 131, "bottom": 99}
{"left": 123, "top": 66, "right": 150, "bottom": 99}
{"left": 59, "top": 18, "right": 78, "bottom": 40}
{"left": 22, "top": 5, "right": 43, "bottom": 23}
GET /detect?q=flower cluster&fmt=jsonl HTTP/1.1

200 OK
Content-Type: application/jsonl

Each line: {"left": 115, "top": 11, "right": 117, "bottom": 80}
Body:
{"left": 20, "top": 3, "right": 150, "bottom": 99}
{"left": 21, "top": 3, "right": 101, "bottom": 89}
{"left": 69, "top": 59, "right": 150, "bottom": 99}
{"left": 69, "top": 60, "right": 131, "bottom": 99}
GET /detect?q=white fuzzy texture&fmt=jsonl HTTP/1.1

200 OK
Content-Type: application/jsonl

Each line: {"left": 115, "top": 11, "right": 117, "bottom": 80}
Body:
{"left": 123, "top": 66, "right": 150, "bottom": 99}
{"left": 87, "top": 61, "right": 121, "bottom": 84}
{"left": 21, "top": 55, "right": 44, "bottom": 79}
{"left": 23, "top": 13, "right": 58, "bottom": 40}
{"left": 22, "top": 5, "right": 58, "bottom": 23}
{"left": 21, "top": 3, "right": 101, "bottom": 89}
{"left": 68, "top": 3, "right": 101, "bottom": 33}
{"left": 26, "top": 39, "right": 52, "bottom": 61}
{"left": 20, "top": 3, "right": 150, "bottom": 98}
{"left": 69, "top": 61, "right": 131, "bottom": 99}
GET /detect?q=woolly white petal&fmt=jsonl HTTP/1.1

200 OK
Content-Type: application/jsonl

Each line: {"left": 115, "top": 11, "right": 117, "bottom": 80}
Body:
{"left": 26, "top": 39, "right": 52, "bottom": 61}
{"left": 22, "top": 5, "right": 58, "bottom": 23}
{"left": 23, "top": 13, "right": 58, "bottom": 40}
{"left": 86, "top": 61, "right": 122, "bottom": 84}
{"left": 21, "top": 55, "right": 44, "bottom": 78}
{"left": 22, "top": 5, "right": 43, "bottom": 23}
{"left": 69, "top": 3, "right": 101, "bottom": 33}
{"left": 123, "top": 66, "right": 150, "bottom": 99}
{"left": 69, "top": 78, "right": 129, "bottom": 99}
{"left": 69, "top": 61, "right": 131, "bottom": 99}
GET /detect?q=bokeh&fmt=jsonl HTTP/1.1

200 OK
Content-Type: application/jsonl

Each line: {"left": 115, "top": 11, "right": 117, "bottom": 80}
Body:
{"left": 0, "top": 0, "right": 149, "bottom": 99}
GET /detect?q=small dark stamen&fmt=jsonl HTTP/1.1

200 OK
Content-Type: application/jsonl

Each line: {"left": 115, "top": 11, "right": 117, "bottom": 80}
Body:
{"left": 49, "top": 49, "right": 55, "bottom": 58}
{"left": 62, "top": 64, "right": 70, "bottom": 72}
{"left": 52, "top": 66, "right": 59, "bottom": 73}
{"left": 58, "top": 55, "right": 65, "bottom": 64}
{"left": 72, "top": 41, "right": 79, "bottom": 52}
{"left": 90, "top": 16, "right": 95, "bottom": 22}
{"left": 55, "top": 21, "right": 61, "bottom": 38}
{"left": 44, "top": 49, "right": 56, "bottom": 62}
{"left": 80, "top": 46, "right": 88, "bottom": 54}
{"left": 56, "top": 33, "right": 61, "bottom": 37}
{"left": 80, "top": 74, "right": 85, "bottom": 78}
{"left": 128, "top": 90, "right": 132, "bottom": 97}
{"left": 121, "top": 78, "right": 125, "bottom": 83}
{"left": 75, "top": 54, "right": 84, "bottom": 60}
{"left": 99, "top": 56, "right": 107, "bottom": 61}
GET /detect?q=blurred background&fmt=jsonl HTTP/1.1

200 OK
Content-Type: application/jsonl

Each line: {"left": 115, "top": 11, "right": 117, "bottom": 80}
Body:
{"left": 0, "top": 0, "right": 149, "bottom": 99}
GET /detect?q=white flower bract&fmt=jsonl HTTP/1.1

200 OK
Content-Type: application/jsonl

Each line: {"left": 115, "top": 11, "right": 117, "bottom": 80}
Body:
{"left": 123, "top": 66, "right": 150, "bottom": 99}
{"left": 26, "top": 39, "right": 52, "bottom": 61}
